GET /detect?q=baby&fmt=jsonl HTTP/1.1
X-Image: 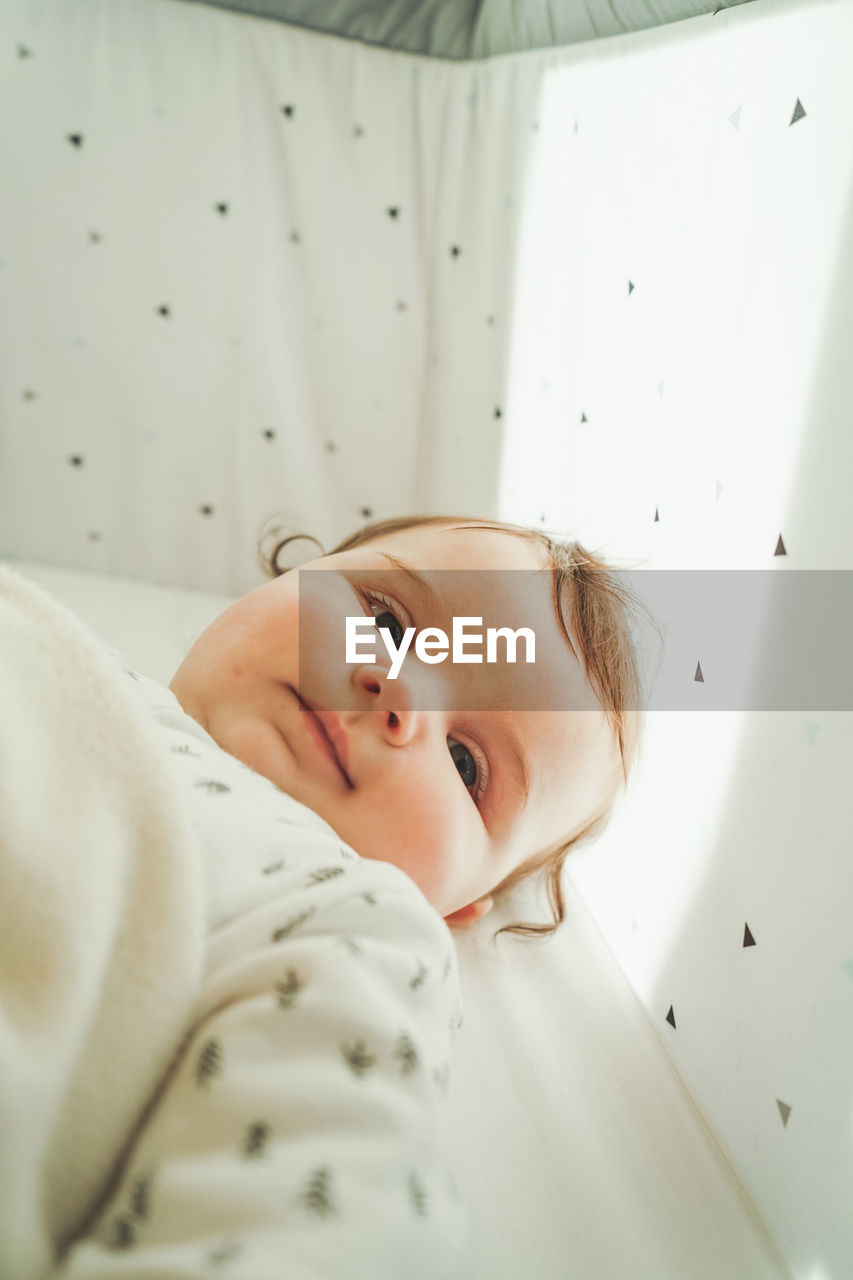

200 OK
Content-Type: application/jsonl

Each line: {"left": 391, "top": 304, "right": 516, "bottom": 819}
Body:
{"left": 0, "top": 512, "right": 645, "bottom": 1279}
{"left": 170, "top": 512, "right": 644, "bottom": 937}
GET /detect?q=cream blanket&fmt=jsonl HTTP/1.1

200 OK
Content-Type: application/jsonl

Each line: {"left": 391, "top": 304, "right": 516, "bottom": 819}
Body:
{"left": 0, "top": 565, "right": 465, "bottom": 1278}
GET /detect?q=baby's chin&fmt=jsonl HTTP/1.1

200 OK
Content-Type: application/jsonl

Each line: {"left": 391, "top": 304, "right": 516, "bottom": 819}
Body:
{"left": 193, "top": 709, "right": 455, "bottom": 913}
{"left": 169, "top": 674, "right": 209, "bottom": 734}
{"left": 211, "top": 715, "right": 304, "bottom": 793}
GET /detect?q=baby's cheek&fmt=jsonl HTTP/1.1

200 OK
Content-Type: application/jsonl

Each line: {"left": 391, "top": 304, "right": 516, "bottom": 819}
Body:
{"left": 355, "top": 790, "right": 458, "bottom": 903}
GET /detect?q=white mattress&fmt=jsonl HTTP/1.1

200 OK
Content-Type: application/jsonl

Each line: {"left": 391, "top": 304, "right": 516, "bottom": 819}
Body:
{"left": 3, "top": 557, "right": 792, "bottom": 1280}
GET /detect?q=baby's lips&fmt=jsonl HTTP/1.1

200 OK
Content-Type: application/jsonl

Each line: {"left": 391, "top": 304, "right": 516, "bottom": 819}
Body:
{"left": 313, "top": 707, "right": 351, "bottom": 778}
{"left": 297, "top": 693, "right": 352, "bottom": 783}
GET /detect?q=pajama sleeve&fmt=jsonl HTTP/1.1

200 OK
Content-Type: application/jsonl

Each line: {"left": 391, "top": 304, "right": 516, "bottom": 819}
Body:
{"left": 49, "top": 857, "right": 468, "bottom": 1280}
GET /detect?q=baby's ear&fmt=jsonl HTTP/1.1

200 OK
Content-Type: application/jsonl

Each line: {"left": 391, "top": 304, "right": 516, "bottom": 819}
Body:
{"left": 444, "top": 896, "right": 493, "bottom": 929}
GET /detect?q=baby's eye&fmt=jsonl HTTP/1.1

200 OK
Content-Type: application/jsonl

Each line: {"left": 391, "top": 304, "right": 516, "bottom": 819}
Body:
{"left": 448, "top": 738, "right": 489, "bottom": 804}
{"left": 375, "top": 608, "right": 405, "bottom": 649}
{"left": 363, "top": 591, "right": 407, "bottom": 648}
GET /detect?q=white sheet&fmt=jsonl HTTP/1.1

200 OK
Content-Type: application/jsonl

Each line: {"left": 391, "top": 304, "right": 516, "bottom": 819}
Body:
{"left": 3, "top": 557, "right": 793, "bottom": 1279}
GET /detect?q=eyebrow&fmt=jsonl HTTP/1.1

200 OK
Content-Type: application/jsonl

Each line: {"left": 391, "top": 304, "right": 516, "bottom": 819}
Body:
{"left": 375, "top": 552, "right": 440, "bottom": 608}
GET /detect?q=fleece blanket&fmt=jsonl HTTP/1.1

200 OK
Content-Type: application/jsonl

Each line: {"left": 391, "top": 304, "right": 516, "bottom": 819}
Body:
{"left": 0, "top": 565, "right": 465, "bottom": 1279}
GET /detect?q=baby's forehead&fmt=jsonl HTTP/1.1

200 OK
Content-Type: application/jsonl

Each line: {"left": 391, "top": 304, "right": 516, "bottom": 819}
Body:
{"left": 360, "top": 522, "right": 551, "bottom": 574}
{"left": 338, "top": 525, "right": 600, "bottom": 715}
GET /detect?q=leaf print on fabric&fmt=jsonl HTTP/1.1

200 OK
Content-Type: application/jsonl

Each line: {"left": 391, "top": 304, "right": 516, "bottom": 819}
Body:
{"left": 130, "top": 1171, "right": 154, "bottom": 1220}
{"left": 110, "top": 1216, "right": 136, "bottom": 1249}
{"left": 261, "top": 858, "right": 286, "bottom": 875}
{"left": 271, "top": 906, "right": 316, "bottom": 942}
{"left": 299, "top": 1167, "right": 336, "bottom": 1218}
{"left": 408, "top": 1172, "right": 429, "bottom": 1218}
{"left": 410, "top": 960, "right": 428, "bottom": 990}
{"left": 394, "top": 1033, "right": 419, "bottom": 1075}
{"left": 207, "top": 1238, "right": 244, "bottom": 1267}
{"left": 195, "top": 779, "right": 231, "bottom": 795}
{"left": 432, "top": 1063, "right": 451, "bottom": 1096}
{"left": 195, "top": 1037, "right": 224, "bottom": 1088}
{"left": 307, "top": 865, "right": 345, "bottom": 885}
{"left": 242, "top": 1122, "right": 271, "bottom": 1160}
{"left": 340, "top": 1039, "right": 377, "bottom": 1078}
{"left": 275, "top": 968, "right": 305, "bottom": 1010}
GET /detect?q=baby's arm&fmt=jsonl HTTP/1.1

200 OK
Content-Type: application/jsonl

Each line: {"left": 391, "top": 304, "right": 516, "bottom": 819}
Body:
{"left": 50, "top": 865, "right": 466, "bottom": 1280}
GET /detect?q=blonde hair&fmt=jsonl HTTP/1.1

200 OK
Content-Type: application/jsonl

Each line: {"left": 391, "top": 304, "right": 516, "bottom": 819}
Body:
{"left": 258, "top": 513, "right": 653, "bottom": 940}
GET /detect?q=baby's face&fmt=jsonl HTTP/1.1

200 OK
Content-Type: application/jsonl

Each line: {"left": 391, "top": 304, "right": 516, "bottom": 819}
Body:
{"left": 170, "top": 524, "right": 621, "bottom": 921}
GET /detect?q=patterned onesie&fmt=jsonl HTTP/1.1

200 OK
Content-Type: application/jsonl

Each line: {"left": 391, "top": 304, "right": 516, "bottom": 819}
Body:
{"left": 58, "top": 667, "right": 468, "bottom": 1278}
{"left": 0, "top": 564, "right": 467, "bottom": 1280}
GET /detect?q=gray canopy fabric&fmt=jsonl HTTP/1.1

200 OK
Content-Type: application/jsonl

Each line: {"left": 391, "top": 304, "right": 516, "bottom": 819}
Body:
{"left": 176, "top": 0, "right": 755, "bottom": 58}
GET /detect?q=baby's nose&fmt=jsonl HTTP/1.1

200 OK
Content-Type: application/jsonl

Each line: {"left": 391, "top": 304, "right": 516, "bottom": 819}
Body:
{"left": 351, "top": 663, "right": 420, "bottom": 741}
{"left": 380, "top": 702, "right": 419, "bottom": 744}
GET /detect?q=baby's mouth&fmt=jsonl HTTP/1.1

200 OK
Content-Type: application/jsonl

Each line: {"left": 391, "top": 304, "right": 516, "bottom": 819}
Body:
{"left": 291, "top": 688, "right": 354, "bottom": 788}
